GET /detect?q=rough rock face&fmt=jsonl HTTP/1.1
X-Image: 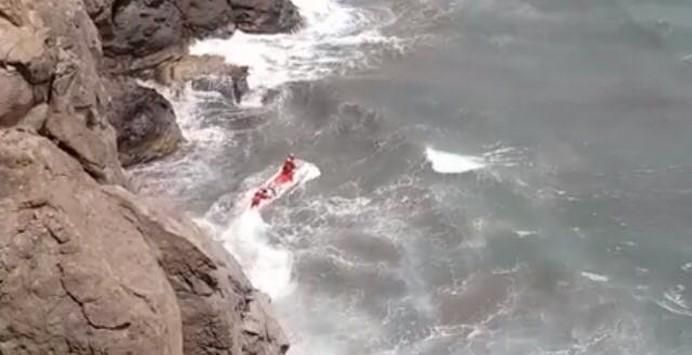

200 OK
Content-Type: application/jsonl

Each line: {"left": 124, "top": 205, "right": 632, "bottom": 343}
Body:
{"left": 0, "top": 0, "right": 300, "bottom": 352}
{"left": 104, "top": 187, "right": 290, "bottom": 355}
{"left": 0, "top": 130, "right": 184, "bottom": 354}
{"left": 156, "top": 54, "right": 250, "bottom": 103}
{"left": 230, "top": 0, "right": 302, "bottom": 33}
{"left": 106, "top": 79, "right": 184, "bottom": 167}
{"left": 0, "top": 0, "right": 127, "bottom": 186}
{"left": 0, "top": 129, "right": 290, "bottom": 354}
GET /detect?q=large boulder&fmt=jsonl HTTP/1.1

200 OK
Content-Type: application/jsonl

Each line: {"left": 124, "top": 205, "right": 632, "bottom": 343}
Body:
{"left": 106, "top": 79, "right": 184, "bottom": 167}
{"left": 0, "top": 129, "right": 184, "bottom": 355}
{"left": 0, "top": 67, "right": 34, "bottom": 126}
{"left": 0, "top": 129, "right": 290, "bottom": 354}
{"left": 103, "top": 187, "right": 290, "bottom": 355}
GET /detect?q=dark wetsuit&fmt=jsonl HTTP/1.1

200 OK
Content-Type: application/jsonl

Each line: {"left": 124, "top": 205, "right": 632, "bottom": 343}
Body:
{"left": 251, "top": 189, "right": 270, "bottom": 207}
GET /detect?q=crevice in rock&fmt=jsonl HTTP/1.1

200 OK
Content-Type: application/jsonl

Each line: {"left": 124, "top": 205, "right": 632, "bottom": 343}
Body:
{"left": 39, "top": 127, "right": 106, "bottom": 183}
{"left": 57, "top": 264, "right": 132, "bottom": 331}
{"left": 121, "top": 284, "right": 157, "bottom": 315}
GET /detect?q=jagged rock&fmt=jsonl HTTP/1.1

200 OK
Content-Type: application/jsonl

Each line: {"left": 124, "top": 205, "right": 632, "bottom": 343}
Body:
{"left": 230, "top": 0, "right": 302, "bottom": 33}
{"left": 0, "top": 67, "right": 34, "bottom": 126}
{"left": 106, "top": 0, "right": 184, "bottom": 58}
{"left": 97, "top": 0, "right": 302, "bottom": 73}
{"left": 0, "top": 129, "right": 184, "bottom": 355}
{"left": 156, "top": 54, "right": 249, "bottom": 103}
{"left": 0, "top": 129, "right": 291, "bottom": 354}
{"left": 106, "top": 79, "right": 184, "bottom": 167}
{"left": 42, "top": 112, "right": 127, "bottom": 184}
{"left": 103, "top": 187, "right": 291, "bottom": 355}
{"left": 183, "top": 0, "right": 237, "bottom": 38}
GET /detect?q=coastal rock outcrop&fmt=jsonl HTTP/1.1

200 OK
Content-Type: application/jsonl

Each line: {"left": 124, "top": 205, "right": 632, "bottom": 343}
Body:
{"left": 156, "top": 54, "right": 250, "bottom": 103}
{"left": 0, "top": 0, "right": 301, "bottom": 353}
{"left": 0, "top": 129, "right": 290, "bottom": 354}
{"left": 95, "top": 0, "right": 302, "bottom": 74}
{"left": 0, "top": 0, "right": 127, "bottom": 186}
{"left": 106, "top": 79, "right": 184, "bottom": 167}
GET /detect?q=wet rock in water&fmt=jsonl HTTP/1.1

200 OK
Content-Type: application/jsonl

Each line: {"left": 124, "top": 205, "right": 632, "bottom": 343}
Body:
{"left": 157, "top": 54, "right": 250, "bottom": 103}
{"left": 0, "top": 0, "right": 302, "bottom": 353}
{"left": 103, "top": 187, "right": 290, "bottom": 355}
{"left": 106, "top": 79, "right": 184, "bottom": 167}
{"left": 0, "top": 0, "right": 127, "bottom": 186}
{"left": 97, "top": 0, "right": 303, "bottom": 73}
{"left": 230, "top": 0, "right": 303, "bottom": 33}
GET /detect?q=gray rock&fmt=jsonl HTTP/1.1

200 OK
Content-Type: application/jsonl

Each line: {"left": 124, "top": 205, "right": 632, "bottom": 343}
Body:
{"left": 106, "top": 79, "right": 184, "bottom": 167}
{"left": 230, "top": 0, "right": 303, "bottom": 33}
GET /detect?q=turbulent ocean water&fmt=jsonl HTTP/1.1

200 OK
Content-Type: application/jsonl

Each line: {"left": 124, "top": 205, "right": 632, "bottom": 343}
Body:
{"left": 132, "top": 0, "right": 692, "bottom": 354}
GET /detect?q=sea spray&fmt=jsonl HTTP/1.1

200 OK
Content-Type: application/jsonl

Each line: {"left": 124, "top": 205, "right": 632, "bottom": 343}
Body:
{"left": 220, "top": 209, "right": 297, "bottom": 299}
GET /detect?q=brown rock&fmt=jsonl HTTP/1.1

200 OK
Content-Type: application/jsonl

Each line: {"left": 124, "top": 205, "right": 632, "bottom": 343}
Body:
{"left": 102, "top": 186, "right": 291, "bottom": 355}
{"left": 0, "top": 67, "right": 34, "bottom": 126}
{"left": 0, "top": 129, "right": 184, "bottom": 355}
{"left": 42, "top": 112, "right": 128, "bottom": 186}
{"left": 230, "top": 0, "right": 302, "bottom": 33}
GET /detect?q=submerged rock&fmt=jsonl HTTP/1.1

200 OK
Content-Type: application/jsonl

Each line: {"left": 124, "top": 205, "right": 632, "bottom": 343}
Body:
{"left": 97, "top": 0, "right": 303, "bottom": 74}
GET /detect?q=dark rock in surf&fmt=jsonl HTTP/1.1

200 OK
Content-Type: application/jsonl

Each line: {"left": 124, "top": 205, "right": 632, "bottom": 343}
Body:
{"left": 106, "top": 79, "right": 184, "bottom": 167}
{"left": 0, "top": 130, "right": 184, "bottom": 355}
{"left": 95, "top": 0, "right": 303, "bottom": 74}
{"left": 156, "top": 54, "right": 250, "bottom": 104}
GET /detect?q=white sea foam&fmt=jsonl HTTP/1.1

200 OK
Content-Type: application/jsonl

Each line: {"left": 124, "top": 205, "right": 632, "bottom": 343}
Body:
{"left": 220, "top": 210, "right": 296, "bottom": 299}
{"left": 216, "top": 160, "right": 321, "bottom": 300}
{"left": 580, "top": 271, "right": 609, "bottom": 283}
{"left": 425, "top": 147, "right": 486, "bottom": 174}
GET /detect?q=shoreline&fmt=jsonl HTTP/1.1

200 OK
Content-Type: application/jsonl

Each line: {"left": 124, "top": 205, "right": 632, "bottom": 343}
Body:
{"left": 0, "top": 0, "right": 302, "bottom": 353}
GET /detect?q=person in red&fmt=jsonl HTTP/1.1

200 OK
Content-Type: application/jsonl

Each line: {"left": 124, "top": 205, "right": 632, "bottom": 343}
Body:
{"left": 276, "top": 154, "right": 296, "bottom": 183}
{"left": 251, "top": 187, "right": 271, "bottom": 208}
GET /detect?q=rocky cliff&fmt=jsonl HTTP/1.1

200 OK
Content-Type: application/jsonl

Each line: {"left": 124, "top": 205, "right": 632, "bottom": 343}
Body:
{"left": 0, "top": 0, "right": 300, "bottom": 354}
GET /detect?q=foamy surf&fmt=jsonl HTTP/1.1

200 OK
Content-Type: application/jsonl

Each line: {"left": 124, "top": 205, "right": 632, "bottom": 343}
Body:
{"left": 217, "top": 160, "right": 321, "bottom": 299}
{"left": 425, "top": 147, "right": 486, "bottom": 174}
{"left": 189, "top": 0, "right": 403, "bottom": 106}
{"left": 580, "top": 271, "right": 609, "bottom": 283}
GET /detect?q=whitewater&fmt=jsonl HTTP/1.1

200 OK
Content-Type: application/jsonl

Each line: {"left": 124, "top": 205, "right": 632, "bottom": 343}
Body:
{"left": 132, "top": 0, "right": 692, "bottom": 354}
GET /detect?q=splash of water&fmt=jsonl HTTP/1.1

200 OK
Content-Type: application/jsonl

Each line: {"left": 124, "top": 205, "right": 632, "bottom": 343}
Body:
{"left": 425, "top": 147, "right": 486, "bottom": 174}
{"left": 220, "top": 210, "right": 297, "bottom": 299}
